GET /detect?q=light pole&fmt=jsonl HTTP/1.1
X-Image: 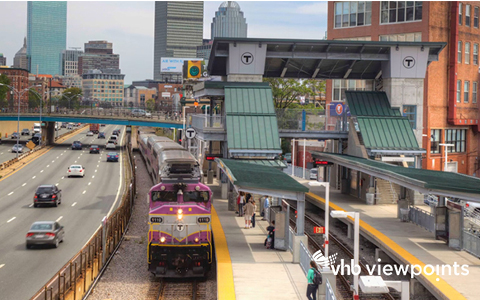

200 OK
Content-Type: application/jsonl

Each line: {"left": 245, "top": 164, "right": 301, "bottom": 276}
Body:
{"left": 439, "top": 143, "right": 454, "bottom": 171}
{"left": 62, "top": 92, "right": 78, "bottom": 111}
{"left": 331, "top": 210, "right": 360, "bottom": 298}
{"left": 30, "top": 89, "right": 47, "bottom": 125}
{"left": 309, "top": 181, "right": 330, "bottom": 258}
{"left": 0, "top": 83, "right": 40, "bottom": 158}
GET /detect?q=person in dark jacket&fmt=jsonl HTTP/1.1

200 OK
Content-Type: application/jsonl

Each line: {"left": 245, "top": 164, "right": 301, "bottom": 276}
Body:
{"left": 266, "top": 220, "right": 275, "bottom": 249}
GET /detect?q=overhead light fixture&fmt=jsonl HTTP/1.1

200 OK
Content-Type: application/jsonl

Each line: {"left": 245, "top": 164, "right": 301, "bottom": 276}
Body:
{"left": 421, "top": 46, "right": 425, "bottom": 52}
{"left": 396, "top": 45, "right": 399, "bottom": 51}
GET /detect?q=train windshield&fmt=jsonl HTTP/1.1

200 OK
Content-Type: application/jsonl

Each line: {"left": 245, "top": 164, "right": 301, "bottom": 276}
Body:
{"left": 151, "top": 191, "right": 177, "bottom": 202}
{"left": 183, "top": 191, "right": 210, "bottom": 203}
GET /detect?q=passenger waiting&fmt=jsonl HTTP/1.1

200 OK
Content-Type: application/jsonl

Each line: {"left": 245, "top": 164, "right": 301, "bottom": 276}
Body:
{"left": 243, "top": 198, "right": 255, "bottom": 229}
{"left": 265, "top": 220, "right": 275, "bottom": 249}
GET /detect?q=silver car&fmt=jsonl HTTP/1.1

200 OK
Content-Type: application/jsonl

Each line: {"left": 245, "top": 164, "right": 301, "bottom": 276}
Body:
{"left": 12, "top": 144, "right": 23, "bottom": 153}
{"left": 26, "top": 221, "right": 64, "bottom": 249}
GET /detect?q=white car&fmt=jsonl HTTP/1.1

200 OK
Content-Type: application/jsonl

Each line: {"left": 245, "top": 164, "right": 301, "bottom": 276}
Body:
{"left": 145, "top": 112, "right": 152, "bottom": 118}
{"left": 67, "top": 165, "right": 85, "bottom": 177}
{"left": 86, "top": 131, "right": 94, "bottom": 136}
{"left": 106, "top": 142, "right": 116, "bottom": 150}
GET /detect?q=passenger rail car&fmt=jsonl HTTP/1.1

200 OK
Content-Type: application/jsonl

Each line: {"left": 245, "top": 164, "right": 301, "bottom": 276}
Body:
{"left": 137, "top": 129, "right": 212, "bottom": 278}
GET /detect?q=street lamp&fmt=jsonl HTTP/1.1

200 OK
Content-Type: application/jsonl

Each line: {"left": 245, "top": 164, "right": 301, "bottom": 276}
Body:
{"left": 309, "top": 181, "right": 330, "bottom": 259}
{"left": 331, "top": 210, "right": 360, "bottom": 298}
{"left": 30, "top": 89, "right": 48, "bottom": 125}
{"left": 439, "top": 143, "right": 454, "bottom": 171}
{"left": 62, "top": 92, "right": 78, "bottom": 110}
{"left": 0, "top": 83, "right": 41, "bottom": 158}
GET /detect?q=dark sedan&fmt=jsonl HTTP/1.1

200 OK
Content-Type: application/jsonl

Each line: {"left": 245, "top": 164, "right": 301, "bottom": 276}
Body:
{"left": 33, "top": 185, "right": 62, "bottom": 207}
{"left": 21, "top": 128, "right": 30, "bottom": 136}
{"left": 90, "top": 145, "right": 100, "bottom": 154}
{"left": 11, "top": 132, "right": 19, "bottom": 139}
{"left": 26, "top": 221, "right": 64, "bottom": 249}
{"left": 98, "top": 132, "right": 106, "bottom": 139}
{"left": 72, "top": 141, "right": 82, "bottom": 150}
{"left": 107, "top": 152, "right": 119, "bottom": 162}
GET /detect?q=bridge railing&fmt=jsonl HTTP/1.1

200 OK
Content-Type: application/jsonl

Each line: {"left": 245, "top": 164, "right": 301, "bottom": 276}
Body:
{"left": 191, "top": 114, "right": 225, "bottom": 130}
{"left": 275, "top": 108, "right": 346, "bottom": 131}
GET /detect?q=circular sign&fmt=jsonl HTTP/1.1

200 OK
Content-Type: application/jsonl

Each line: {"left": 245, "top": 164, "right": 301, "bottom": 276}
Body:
{"left": 335, "top": 104, "right": 344, "bottom": 115}
{"left": 189, "top": 65, "right": 200, "bottom": 76}
{"left": 186, "top": 128, "right": 196, "bottom": 139}
{"left": 176, "top": 221, "right": 185, "bottom": 232}
{"left": 403, "top": 56, "right": 415, "bottom": 69}
{"left": 241, "top": 52, "right": 254, "bottom": 65}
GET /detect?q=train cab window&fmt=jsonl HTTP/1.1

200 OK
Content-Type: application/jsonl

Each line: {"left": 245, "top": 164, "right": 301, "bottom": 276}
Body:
{"left": 151, "top": 191, "right": 177, "bottom": 202}
{"left": 183, "top": 191, "right": 210, "bottom": 203}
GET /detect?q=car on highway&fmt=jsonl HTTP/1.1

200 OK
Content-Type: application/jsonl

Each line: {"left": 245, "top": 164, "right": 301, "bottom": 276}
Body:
{"left": 86, "top": 131, "right": 94, "bottom": 136}
{"left": 106, "top": 141, "right": 116, "bottom": 150}
{"left": 67, "top": 164, "right": 85, "bottom": 177}
{"left": 98, "top": 132, "right": 106, "bottom": 139}
{"left": 61, "top": 122, "right": 67, "bottom": 128}
{"left": 109, "top": 135, "right": 118, "bottom": 144}
{"left": 107, "top": 152, "right": 119, "bottom": 162}
{"left": 67, "top": 124, "right": 73, "bottom": 130}
{"left": 31, "top": 133, "right": 41, "bottom": 145}
{"left": 71, "top": 141, "right": 82, "bottom": 150}
{"left": 33, "top": 185, "right": 62, "bottom": 207}
{"left": 11, "top": 132, "right": 19, "bottom": 139}
{"left": 131, "top": 109, "right": 146, "bottom": 117}
{"left": 12, "top": 144, "right": 23, "bottom": 153}
{"left": 26, "top": 221, "right": 64, "bottom": 249}
{"left": 90, "top": 145, "right": 100, "bottom": 154}
{"left": 112, "top": 129, "right": 120, "bottom": 136}
{"left": 100, "top": 123, "right": 106, "bottom": 127}
{"left": 21, "top": 128, "right": 30, "bottom": 136}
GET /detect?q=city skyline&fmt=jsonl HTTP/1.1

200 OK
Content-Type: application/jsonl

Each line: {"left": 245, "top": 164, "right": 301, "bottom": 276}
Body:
{"left": 0, "top": 1, "right": 327, "bottom": 83}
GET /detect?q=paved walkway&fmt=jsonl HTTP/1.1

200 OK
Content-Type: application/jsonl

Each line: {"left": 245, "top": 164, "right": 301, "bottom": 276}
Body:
{"left": 210, "top": 184, "right": 309, "bottom": 300}
{"left": 299, "top": 178, "right": 480, "bottom": 300}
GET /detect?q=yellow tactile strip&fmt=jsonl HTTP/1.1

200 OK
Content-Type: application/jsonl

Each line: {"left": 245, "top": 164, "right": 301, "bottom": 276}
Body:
{"left": 211, "top": 206, "right": 236, "bottom": 300}
{"left": 307, "top": 192, "right": 467, "bottom": 300}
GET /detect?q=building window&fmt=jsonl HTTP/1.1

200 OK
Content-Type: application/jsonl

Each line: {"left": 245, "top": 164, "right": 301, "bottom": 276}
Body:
{"left": 334, "top": 1, "right": 372, "bottom": 28}
{"left": 403, "top": 105, "right": 416, "bottom": 129}
{"left": 464, "top": 81, "right": 469, "bottom": 103}
{"left": 457, "top": 80, "right": 461, "bottom": 103}
{"left": 458, "top": 41, "right": 462, "bottom": 63}
{"left": 459, "top": 3, "right": 463, "bottom": 25}
{"left": 473, "top": 82, "right": 477, "bottom": 103}
{"left": 430, "top": 129, "right": 441, "bottom": 154}
{"left": 466, "top": 5, "right": 471, "bottom": 26}
{"left": 332, "top": 79, "right": 373, "bottom": 101}
{"left": 475, "top": 7, "right": 479, "bottom": 28}
{"left": 381, "top": 1, "right": 422, "bottom": 24}
{"left": 379, "top": 32, "right": 421, "bottom": 41}
{"left": 474, "top": 44, "right": 479, "bottom": 65}
{"left": 444, "top": 129, "right": 466, "bottom": 153}
{"left": 465, "top": 42, "right": 470, "bottom": 64}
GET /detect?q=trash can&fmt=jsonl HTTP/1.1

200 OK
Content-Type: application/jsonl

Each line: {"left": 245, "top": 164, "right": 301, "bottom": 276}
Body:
{"left": 400, "top": 208, "right": 409, "bottom": 222}
{"left": 366, "top": 193, "right": 375, "bottom": 205}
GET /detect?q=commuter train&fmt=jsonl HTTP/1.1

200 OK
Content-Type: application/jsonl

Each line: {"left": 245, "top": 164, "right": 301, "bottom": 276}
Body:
{"left": 137, "top": 128, "right": 212, "bottom": 278}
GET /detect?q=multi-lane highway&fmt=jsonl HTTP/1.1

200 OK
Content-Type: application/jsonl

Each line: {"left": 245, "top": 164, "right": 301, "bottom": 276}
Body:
{"left": 0, "top": 128, "right": 72, "bottom": 165}
{"left": 0, "top": 124, "right": 125, "bottom": 300}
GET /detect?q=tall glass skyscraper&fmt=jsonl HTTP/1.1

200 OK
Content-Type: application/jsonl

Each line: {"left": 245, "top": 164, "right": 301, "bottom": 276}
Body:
{"left": 153, "top": 1, "right": 204, "bottom": 80}
{"left": 211, "top": 1, "right": 248, "bottom": 39}
{"left": 27, "top": 1, "right": 67, "bottom": 76}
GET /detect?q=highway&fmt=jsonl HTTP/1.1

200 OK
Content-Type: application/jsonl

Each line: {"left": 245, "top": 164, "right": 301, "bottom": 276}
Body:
{"left": 0, "top": 128, "right": 72, "bottom": 164}
{"left": 0, "top": 124, "right": 125, "bottom": 300}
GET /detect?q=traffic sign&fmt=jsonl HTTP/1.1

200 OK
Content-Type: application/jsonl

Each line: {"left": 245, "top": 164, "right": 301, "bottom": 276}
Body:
{"left": 313, "top": 226, "right": 325, "bottom": 234}
{"left": 26, "top": 141, "right": 36, "bottom": 150}
{"left": 185, "top": 128, "right": 196, "bottom": 139}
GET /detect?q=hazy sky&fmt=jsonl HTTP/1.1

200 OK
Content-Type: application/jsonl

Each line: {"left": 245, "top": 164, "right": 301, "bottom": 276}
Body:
{"left": 0, "top": 1, "right": 327, "bottom": 83}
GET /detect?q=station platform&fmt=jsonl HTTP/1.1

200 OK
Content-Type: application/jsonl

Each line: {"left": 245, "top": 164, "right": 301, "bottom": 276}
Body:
{"left": 209, "top": 183, "right": 309, "bottom": 300}
{"left": 299, "top": 178, "right": 480, "bottom": 300}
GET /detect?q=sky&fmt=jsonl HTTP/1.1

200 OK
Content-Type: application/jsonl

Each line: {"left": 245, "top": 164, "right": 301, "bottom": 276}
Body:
{"left": 0, "top": 1, "right": 328, "bottom": 84}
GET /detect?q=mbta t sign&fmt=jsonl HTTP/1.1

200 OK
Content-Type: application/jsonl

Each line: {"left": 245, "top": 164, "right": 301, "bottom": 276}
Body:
{"left": 185, "top": 128, "right": 196, "bottom": 139}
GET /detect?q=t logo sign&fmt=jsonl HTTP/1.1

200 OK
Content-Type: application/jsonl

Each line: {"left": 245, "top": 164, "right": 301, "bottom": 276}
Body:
{"left": 403, "top": 56, "right": 415, "bottom": 69}
{"left": 241, "top": 52, "right": 254, "bottom": 65}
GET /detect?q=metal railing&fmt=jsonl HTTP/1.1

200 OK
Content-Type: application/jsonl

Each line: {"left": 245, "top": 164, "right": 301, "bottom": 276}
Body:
{"left": 325, "top": 278, "right": 337, "bottom": 300}
{"left": 276, "top": 109, "right": 326, "bottom": 131}
{"left": 283, "top": 165, "right": 311, "bottom": 179}
{"left": 299, "top": 240, "right": 313, "bottom": 275}
{"left": 288, "top": 227, "right": 294, "bottom": 252}
{"left": 463, "top": 230, "right": 480, "bottom": 258}
{"left": 30, "top": 138, "right": 136, "bottom": 300}
{"left": 408, "top": 206, "right": 435, "bottom": 233}
{"left": 191, "top": 114, "right": 225, "bottom": 130}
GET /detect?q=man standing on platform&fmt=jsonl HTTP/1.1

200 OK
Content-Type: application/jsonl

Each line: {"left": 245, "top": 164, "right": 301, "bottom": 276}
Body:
{"left": 262, "top": 196, "right": 270, "bottom": 221}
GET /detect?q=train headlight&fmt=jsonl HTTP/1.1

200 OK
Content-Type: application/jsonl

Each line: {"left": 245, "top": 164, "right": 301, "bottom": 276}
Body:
{"left": 195, "top": 186, "right": 200, "bottom": 191}
{"left": 178, "top": 209, "right": 183, "bottom": 214}
{"left": 194, "top": 237, "right": 199, "bottom": 243}
{"left": 160, "top": 237, "right": 166, "bottom": 243}
{"left": 160, "top": 186, "right": 165, "bottom": 191}
{"left": 177, "top": 214, "right": 183, "bottom": 220}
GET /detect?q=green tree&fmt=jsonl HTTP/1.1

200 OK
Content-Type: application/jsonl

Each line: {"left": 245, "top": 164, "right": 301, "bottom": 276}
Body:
{"left": 146, "top": 98, "right": 155, "bottom": 111}
{"left": 59, "top": 87, "right": 82, "bottom": 109}
{"left": 28, "top": 90, "right": 41, "bottom": 109}
{"left": 0, "top": 74, "right": 11, "bottom": 108}
{"left": 263, "top": 78, "right": 325, "bottom": 109}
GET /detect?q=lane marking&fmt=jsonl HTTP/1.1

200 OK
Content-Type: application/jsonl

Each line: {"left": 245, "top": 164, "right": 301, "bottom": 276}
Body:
{"left": 56, "top": 157, "right": 59, "bottom": 159}
{"left": 47, "top": 165, "right": 50, "bottom": 168}
{"left": 61, "top": 176, "right": 65, "bottom": 179}
{"left": 82, "top": 190, "right": 86, "bottom": 194}
{"left": 95, "top": 170, "right": 97, "bottom": 172}
{"left": 56, "top": 216, "right": 63, "bottom": 222}
{"left": 52, "top": 160, "right": 54, "bottom": 163}
{"left": 92, "top": 176, "right": 95, "bottom": 178}
{"left": 74, "top": 161, "right": 77, "bottom": 163}
{"left": 0, "top": 264, "right": 4, "bottom": 269}
{"left": 88, "top": 182, "right": 91, "bottom": 186}
{"left": 40, "top": 170, "right": 44, "bottom": 173}
{"left": 7, "top": 217, "right": 16, "bottom": 223}
{"left": 29, "top": 204, "right": 33, "bottom": 207}
{"left": 72, "top": 202, "right": 77, "bottom": 207}
{"left": 22, "top": 183, "right": 26, "bottom": 187}
{"left": 32, "top": 176, "right": 36, "bottom": 179}
{"left": 55, "top": 183, "right": 59, "bottom": 186}
{"left": 7, "top": 192, "right": 13, "bottom": 196}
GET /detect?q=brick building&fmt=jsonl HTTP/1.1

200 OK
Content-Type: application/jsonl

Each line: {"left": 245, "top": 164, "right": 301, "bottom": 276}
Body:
{"left": 327, "top": 1, "right": 480, "bottom": 176}
{"left": 157, "top": 83, "right": 183, "bottom": 110}
{"left": 0, "top": 67, "right": 30, "bottom": 110}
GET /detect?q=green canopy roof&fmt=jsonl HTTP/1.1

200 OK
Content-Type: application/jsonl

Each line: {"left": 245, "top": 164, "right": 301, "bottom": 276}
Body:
{"left": 345, "top": 91, "right": 401, "bottom": 117}
{"left": 215, "top": 158, "right": 308, "bottom": 193}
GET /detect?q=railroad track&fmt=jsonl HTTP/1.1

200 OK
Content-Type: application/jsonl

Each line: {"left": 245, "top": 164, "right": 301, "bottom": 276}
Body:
{"left": 147, "top": 277, "right": 207, "bottom": 300}
{"left": 289, "top": 203, "right": 396, "bottom": 300}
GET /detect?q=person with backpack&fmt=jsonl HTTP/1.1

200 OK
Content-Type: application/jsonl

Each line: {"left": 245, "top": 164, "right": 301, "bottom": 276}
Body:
{"left": 306, "top": 260, "right": 322, "bottom": 300}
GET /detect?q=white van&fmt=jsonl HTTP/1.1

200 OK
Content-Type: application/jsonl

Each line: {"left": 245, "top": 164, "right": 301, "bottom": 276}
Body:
{"left": 109, "top": 135, "right": 118, "bottom": 144}
{"left": 309, "top": 168, "right": 318, "bottom": 180}
{"left": 33, "top": 123, "right": 41, "bottom": 135}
